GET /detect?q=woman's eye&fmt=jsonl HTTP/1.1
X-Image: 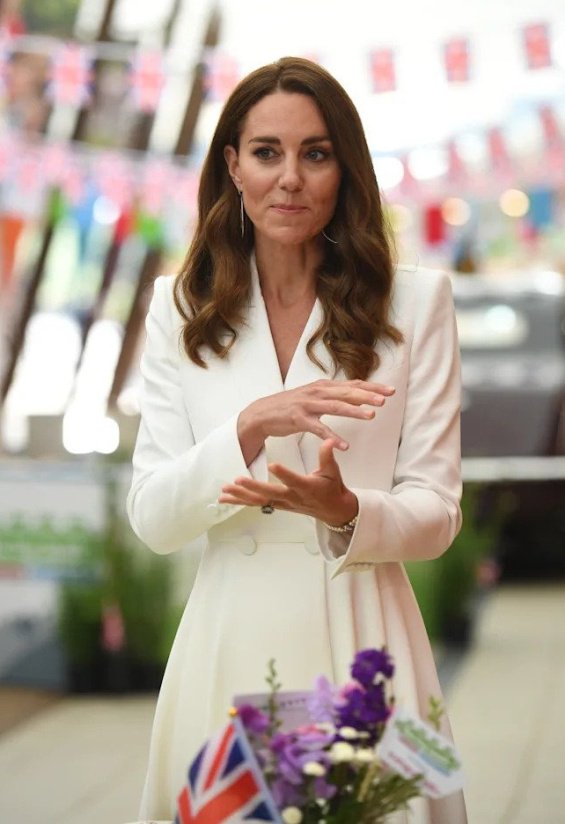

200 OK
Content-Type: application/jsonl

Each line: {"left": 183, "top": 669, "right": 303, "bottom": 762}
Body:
{"left": 305, "top": 148, "right": 328, "bottom": 161}
{"left": 253, "top": 147, "right": 276, "bottom": 160}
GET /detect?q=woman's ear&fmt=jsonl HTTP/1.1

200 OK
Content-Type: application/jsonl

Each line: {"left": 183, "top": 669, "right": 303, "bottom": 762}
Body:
{"left": 223, "top": 145, "right": 241, "bottom": 190}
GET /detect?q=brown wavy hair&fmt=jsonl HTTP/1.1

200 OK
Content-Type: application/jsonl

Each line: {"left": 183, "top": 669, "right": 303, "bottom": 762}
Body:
{"left": 174, "top": 56, "right": 402, "bottom": 379}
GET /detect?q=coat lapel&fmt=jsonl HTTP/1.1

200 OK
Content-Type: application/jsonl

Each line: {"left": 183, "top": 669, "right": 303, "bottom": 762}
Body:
{"left": 230, "top": 255, "right": 330, "bottom": 474}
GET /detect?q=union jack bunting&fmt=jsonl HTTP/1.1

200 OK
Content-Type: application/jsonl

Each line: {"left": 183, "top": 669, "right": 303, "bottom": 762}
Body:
{"left": 47, "top": 43, "right": 94, "bottom": 107}
{"left": 369, "top": 48, "right": 396, "bottom": 93}
{"left": 443, "top": 38, "right": 471, "bottom": 83}
{"left": 522, "top": 22, "right": 552, "bottom": 70}
{"left": 175, "top": 717, "right": 282, "bottom": 824}
{"left": 202, "top": 49, "right": 240, "bottom": 102}
{"left": 128, "top": 48, "right": 166, "bottom": 112}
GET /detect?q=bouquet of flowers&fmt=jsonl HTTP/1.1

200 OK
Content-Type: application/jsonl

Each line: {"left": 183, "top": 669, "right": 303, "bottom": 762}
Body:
{"left": 175, "top": 648, "right": 463, "bottom": 824}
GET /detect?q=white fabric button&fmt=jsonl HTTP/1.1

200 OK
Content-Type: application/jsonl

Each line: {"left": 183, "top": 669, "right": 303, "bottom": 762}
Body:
{"left": 304, "top": 539, "right": 320, "bottom": 555}
{"left": 236, "top": 536, "right": 257, "bottom": 555}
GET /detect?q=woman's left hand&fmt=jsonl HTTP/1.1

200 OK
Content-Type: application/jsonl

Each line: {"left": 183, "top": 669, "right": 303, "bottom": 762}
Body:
{"left": 218, "top": 439, "right": 358, "bottom": 527}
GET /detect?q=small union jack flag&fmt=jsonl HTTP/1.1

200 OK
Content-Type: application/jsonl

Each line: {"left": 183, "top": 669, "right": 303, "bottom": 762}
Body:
{"left": 175, "top": 717, "right": 282, "bottom": 824}
{"left": 522, "top": 22, "right": 552, "bottom": 70}
{"left": 369, "top": 48, "right": 396, "bottom": 94}
{"left": 202, "top": 49, "right": 240, "bottom": 102}
{"left": 443, "top": 38, "right": 471, "bottom": 83}
{"left": 47, "top": 43, "right": 94, "bottom": 107}
{"left": 128, "top": 48, "right": 166, "bottom": 113}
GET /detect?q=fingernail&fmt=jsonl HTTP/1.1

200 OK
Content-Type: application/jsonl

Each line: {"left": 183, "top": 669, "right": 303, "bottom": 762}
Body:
{"left": 340, "top": 441, "right": 348, "bottom": 450}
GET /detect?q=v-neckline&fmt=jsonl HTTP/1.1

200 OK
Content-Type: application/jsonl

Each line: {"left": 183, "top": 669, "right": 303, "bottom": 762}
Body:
{"left": 250, "top": 254, "right": 321, "bottom": 390}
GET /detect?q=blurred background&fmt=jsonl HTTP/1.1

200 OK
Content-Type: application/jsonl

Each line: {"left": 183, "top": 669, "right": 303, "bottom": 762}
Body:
{"left": 0, "top": 1, "right": 564, "bottom": 822}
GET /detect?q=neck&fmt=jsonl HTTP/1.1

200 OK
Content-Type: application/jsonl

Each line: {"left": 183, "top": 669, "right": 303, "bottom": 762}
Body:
{"left": 254, "top": 238, "right": 322, "bottom": 305}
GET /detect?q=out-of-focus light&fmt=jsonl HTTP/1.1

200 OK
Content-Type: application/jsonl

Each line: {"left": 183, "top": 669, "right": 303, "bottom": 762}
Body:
{"left": 499, "top": 189, "right": 529, "bottom": 218}
{"left": 388, "top": 204, "right": 413, "bottom": 233}
{"left": 373, "top": 156, "right": 404, "bottom": 189}
{"left": 63, "top": 410, "right": 120, "bottom": 455}
{"left": 93, "top": 196, "right": 120, "bottom": 225}
{"left": 408, "top": 147, "right": 448, "bottom": 181}
{"left": 442, "top": 197, "right": 471, "bottom": 226}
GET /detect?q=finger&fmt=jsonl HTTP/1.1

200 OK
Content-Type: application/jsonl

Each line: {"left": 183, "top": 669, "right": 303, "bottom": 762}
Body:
{"left": 318, "top": 439, "right": 341, "bottom": 477}
{"left": 224, "top": 477, "right": 290, "bottom": 498}
{"left": 219, "top": 485, "right": 267, "bottom": 506}
{"left": 307, "top": 419, "right": 349, "bottom": 450}
{"left": 309, "top": 399, "right": 377, "bottom": 419}
{"left": 268, "top": 462, "right": 308, "bottom": 487}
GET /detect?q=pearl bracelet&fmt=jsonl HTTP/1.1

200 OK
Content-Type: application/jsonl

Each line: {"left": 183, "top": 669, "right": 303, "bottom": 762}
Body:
{"left": 322, "top": 514, "right": 358, "bottom": 533}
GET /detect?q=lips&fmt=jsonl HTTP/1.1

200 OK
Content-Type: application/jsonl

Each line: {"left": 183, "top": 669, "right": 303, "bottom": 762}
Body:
{"left": 271, "top": 204, "right": 307, "bottom": 212}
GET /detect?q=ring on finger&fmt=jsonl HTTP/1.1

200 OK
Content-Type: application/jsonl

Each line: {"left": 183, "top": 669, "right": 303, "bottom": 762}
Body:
{"left": 260, "top": 501, "right": 275, "bottom": 515}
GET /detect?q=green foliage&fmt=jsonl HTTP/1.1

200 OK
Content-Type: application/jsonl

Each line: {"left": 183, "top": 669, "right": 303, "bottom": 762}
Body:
{"left": 265, "top": 658, "right": 283, "bottom": 735}
{"left": 23, "top": 0, "right": 81, "bottom": 37}
{"left": 406, "top": 482, "right": 508, "bottom": 645}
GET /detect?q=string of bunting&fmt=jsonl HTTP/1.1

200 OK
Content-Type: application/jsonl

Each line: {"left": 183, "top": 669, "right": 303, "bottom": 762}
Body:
{"left": 0, "top": 20, "right": 559, "bottom": 109}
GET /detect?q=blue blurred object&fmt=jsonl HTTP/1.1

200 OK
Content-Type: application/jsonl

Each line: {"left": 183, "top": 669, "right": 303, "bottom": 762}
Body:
{"left": 71, "top": 182, "right": 99, "bottom": 262}
{"left": 528, "top": 187, "right": 554, "bottom": 230}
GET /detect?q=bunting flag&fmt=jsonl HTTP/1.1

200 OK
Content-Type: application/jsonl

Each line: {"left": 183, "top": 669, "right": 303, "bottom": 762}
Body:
{"left": 369, "top": 49, "right": 396, "bottom": 93}
{"left": 446, "top": 140, "right": 466, "bottom": 181}
{"left": 522, "top": 22, "right": 552, "bottom": 70}
{"left": 0, "top": 34, "right": 12, "bottom": 98}
{"left": 139, "top": 159, "right": 173, "bottom": 214}
{"left": 423, "top": 204, "right": 446, "bottom": 246}
{"left": 96, "top": 152, "right": 134, "bottom": 208}
{"left": 203, "top": 50, "right": 240, "bottom": 102}
{"left": 487, "top": 127, "right": 511, "bottom": 171}
{"left": 444, "top": 38, "right": 471, "bottom": 83}
{"left": 539, "top": 105, "right": 561, "bottom": 148}
{"left": 129, "top": 48, "right": 166, "bottom": 113}
{"left": 46, "top": 43, "right": 94, "bottom": 107}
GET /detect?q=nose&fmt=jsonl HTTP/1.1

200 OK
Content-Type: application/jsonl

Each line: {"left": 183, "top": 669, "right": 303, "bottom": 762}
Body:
{"left": 278, "top": 158, "right": 303, "bottom": 191}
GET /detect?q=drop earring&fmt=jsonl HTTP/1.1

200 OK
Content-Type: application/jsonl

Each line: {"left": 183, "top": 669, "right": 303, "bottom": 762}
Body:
{"left": 239, "top": 190, "right": 245, "bottom": 237}
{"left": 322, "top": 228, "right": 338, "bottom": 244}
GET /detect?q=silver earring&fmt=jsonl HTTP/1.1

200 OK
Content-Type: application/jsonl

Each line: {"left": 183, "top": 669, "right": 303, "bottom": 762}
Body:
{"left": 239, "top": 190, "right": 245, "bottom": 237}
{"left": 322, "top": 229, "right": 338, "bottom": 244}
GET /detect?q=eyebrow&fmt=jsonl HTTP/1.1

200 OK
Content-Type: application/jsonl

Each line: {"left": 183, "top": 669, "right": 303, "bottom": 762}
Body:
{"left": 248, "top": 135, "right": 332, "bottom": 145}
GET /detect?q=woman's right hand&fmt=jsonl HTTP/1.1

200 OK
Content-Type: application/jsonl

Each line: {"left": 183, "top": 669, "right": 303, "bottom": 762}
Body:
{"left": 237, "top": 379, "right": 395, "bottom": 465}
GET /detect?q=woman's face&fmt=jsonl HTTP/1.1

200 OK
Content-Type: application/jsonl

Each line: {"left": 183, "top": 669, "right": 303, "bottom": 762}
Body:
{"left": 224, "top": 91, "right": 342, "bottom": 247}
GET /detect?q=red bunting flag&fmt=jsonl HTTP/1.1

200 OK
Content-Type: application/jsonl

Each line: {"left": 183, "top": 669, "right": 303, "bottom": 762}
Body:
{"left": 539, "top": 105, "right": 561, "bottom": 148}
{"left": 47, "top": 43, "right": 94, "bottom": 107}
{"left": 522, "top": 23, "right": 552, "bottom": 70}
{"left": 487, "top": 127, "right": 510, "bottom": 169}
{"left": 203, "top": 50, "right": 240, "bottom": 102}
{"left": 423, "top": 204, "right": 445, "bottom": 246}
{"left": 443, "top": 38, "right": 471, "bottom": 83}
{"left": 369, "top": 49, "right": 396, "bottom": 93}
{"left": 129, "top": 49, "right": 166, "bottom": 113}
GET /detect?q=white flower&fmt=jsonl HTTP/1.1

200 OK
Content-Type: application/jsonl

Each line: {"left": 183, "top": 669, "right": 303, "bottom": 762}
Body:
{"left": 329, "top": 741, "right": 355, "bottom": 763}
{"left": 354, "top": 747, "right": 376, "bottom": 764}
{"left": 338, "top": 726, "right": 359, "bottom": 739}
{"left": 303, "top": 760, "right": 326, "bottom": 777}
{"left": 281, "top": 807, "right": 303, "bottom": 824}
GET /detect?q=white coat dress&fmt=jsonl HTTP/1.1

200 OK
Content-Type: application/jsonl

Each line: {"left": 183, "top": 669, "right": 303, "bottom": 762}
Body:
{"left": 127, "top": 256, "right": 467, "bottom": 823}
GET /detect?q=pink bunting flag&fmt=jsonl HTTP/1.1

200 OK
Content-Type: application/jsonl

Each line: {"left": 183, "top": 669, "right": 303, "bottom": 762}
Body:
{"left": 444, "top": 38, "right": 471, "bottom": 83}
{"left": 47, "top": 42, "right": 94, "bottom": 107}
{"left": 522, "top": 22, "right": 552, "bottom": 70}
{"left": 203, "top": 50, "right": 240, "bottom": 102}
{"left": 369, "top": 48, "right": 396, "bottom": 93}
{"left": 129, "top": 48, "right": 166, "bottom": 113}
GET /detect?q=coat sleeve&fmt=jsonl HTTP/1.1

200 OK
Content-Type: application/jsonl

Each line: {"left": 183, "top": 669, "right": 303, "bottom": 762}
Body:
{"left": 317, "top": 270, "right": 462, "bottom": 576}
{"left": 126, "top": 276, "right": 265, "bottom": 554}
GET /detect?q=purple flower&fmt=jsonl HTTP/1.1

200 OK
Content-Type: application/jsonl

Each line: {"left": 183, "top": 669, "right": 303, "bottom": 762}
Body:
{"left": 351, "top": 648, "right": 394, "bottom": 687}
{"left": 336, "top": 682, "right": 390, "bottom": 744}
{"left": 268, "top": 726, "right": 335, "bottom": 807}
{"left": 307, "top": 675, "right": 338, "bottom": 724}
{"left": 237, "top": 704, "right": 270, "bottom": 735}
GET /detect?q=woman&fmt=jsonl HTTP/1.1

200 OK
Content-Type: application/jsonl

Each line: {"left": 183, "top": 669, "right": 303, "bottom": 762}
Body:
{"left": 127, "top": 57, "right": 466, "bottom": 823}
